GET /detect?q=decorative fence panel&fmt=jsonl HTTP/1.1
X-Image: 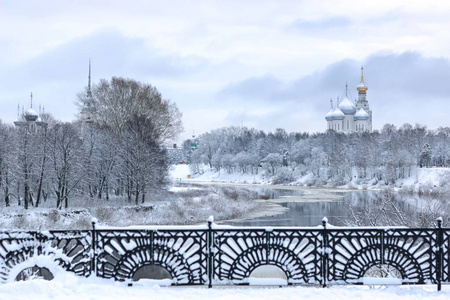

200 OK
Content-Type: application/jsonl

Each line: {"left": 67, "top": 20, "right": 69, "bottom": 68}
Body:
{"left": 94, "top": 228, "right": 208, "bottom": 284}
{"left": 0, "top": 219, "right": 447, "bottom": 290}
{"left": 325, "top": 228, "right": 436, "bottom": 285}
{"left": 212, "top": 228, "right": 322, "bottom": 285}
{"left": 0, "top": 230, "right": 92, "bottom": 282}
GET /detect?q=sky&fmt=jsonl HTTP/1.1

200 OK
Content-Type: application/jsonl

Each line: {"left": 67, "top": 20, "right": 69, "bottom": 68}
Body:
{"left": 2, "top": 0, "right": 450, "bottom": 142}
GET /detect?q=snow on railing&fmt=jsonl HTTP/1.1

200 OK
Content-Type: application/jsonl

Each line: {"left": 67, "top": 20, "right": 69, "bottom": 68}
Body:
{"left": 0, "top": 216, "right": 448, "bottom": 291}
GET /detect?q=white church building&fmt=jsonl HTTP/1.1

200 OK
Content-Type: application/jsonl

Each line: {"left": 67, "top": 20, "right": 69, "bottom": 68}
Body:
{"left": 325, "top": 67, "right": 372, "bottom": 132}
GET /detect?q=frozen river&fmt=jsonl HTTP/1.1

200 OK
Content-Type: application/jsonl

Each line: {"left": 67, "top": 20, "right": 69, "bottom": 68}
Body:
{"left": 192, "top": 183, "right": 428, "bottom": 227}
{"left": 219, "top": 186, "right": 349, "bottom": 226}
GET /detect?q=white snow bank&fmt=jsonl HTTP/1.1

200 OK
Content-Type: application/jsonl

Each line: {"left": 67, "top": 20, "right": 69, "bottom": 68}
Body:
{"left": 177, "top": 163, "right": 450, "bottom": 193}
{"left": 0, "top": 273, "right": 449, "bottom": 300}
{"left": 414, "top": 167, "right": 450, "bottom": 188}
{"left": 395, "top": 167, "right": 450, "bottom": 193}
{"left": 170, "top": 164, "right": 191, "bottom": 180}
{"left": 173, "top": 164, "right": 267, "bottom": 184}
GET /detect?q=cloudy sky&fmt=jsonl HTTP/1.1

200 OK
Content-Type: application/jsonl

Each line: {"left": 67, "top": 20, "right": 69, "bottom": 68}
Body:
{"left": 1, "top": 0, "right": 450, "bottom": 142}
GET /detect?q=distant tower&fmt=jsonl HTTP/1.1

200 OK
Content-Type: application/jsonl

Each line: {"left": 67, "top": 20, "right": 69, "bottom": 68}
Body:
{"left": 24, "top": 93, "right": 38, "bottom": 133}
{"left": 87, "top": 59, "right": 92, "bottom": 98}
{"left": 191, "top": 132, "right": 198, "bottom": 150}
{"left": 355, "top": 66, "right": 372, "bottom": 131}
{"left": 14, "top": 104, "right": 26, "bottom": 127}
{"left": 81, "top": 59, "right": 94, "bottom": 125}
{"left": 337, "top": 83, "right": 357, "bottom": 132}
{"left": 36, "top": 105, "right": 47, "bottom": 127}
{"left": 14, "top": 93, "right": 47, "bottom": 133}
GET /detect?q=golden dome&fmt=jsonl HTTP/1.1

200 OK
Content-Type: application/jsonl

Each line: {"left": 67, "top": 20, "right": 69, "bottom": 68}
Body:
{"left": 356, "top": 66, "right": 368, "bottom": 93}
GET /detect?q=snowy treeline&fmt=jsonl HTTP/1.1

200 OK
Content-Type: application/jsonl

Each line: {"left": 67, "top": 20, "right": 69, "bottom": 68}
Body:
{"left": 0, "top": 118, "right": 170, "bottom": 209}
{"left": 0, "top": 77, "right": 183, "bottom": 209}
{"left": 183, "top": 124, "right": 450, "bottom": 187}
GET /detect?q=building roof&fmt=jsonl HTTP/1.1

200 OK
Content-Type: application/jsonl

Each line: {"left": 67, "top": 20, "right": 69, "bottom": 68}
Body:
{"left": 330, "top": 107, "right": 345, "bottom": 120}
{"left": 354, "top": 108, "right": 369, "bottom": 121}
{"left": 338, "top": 97, "right": 357, "bottom": 115}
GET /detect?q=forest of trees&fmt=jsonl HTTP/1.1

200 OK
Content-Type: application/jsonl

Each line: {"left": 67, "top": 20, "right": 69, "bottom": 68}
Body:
{"left": 0, "top": 77, "right": 183, "bottom": 209}
{"left": 182, "top": 124, "right": 450, "bottom": 187}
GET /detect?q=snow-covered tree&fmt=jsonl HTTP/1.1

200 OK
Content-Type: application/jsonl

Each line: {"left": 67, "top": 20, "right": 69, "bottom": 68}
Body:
{"left": 419, "top": 143, "right": 432, "bottom": 168}
{"left": 77, "top": 77, "right": 183, "bottom": 143}
{"left": 47, "top": 122, "right": 84, "bottom": 209}
{"left": 0, "top": 122, "right": 16, "bottom": 207}
{"left": 262, "top": 153, "right": 283, "bottom": 175}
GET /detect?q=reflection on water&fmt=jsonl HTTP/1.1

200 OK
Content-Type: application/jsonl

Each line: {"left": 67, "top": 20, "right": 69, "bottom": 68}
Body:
{"left": 222, "top": 188, "right": 430, "bottom": 227}
{"left": 222, "top": 188, "right": 348, "bottom": 227}
{"left": 224, "top": 200, "right": 348, "bottom": 227}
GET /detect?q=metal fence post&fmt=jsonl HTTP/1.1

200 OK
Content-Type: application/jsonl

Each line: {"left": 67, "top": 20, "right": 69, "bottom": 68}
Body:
{"left": 207, "top": 216, "right": 214, "bottom": 288}
{"left": 266, "top": 229, "right": 271, "bottom": 265}
{"left": 437, "top": 217, "right": 443, "bottom": 291}
{"left": 321, "top": 217, "right": 329, "bottom": 288}
{"left": 91, "top": 218, "right": 97, "bottom": 278}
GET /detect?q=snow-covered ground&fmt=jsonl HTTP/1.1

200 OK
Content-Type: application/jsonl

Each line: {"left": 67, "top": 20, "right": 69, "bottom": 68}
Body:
{"left": 176, "top": 163, "right": 450, "bottom": 194}
{"left": 1, "top": 271, "right": 449, "bottom": 300}
{"left": 172, "top": 164, "right": 268, "bottom": 184}
{"left": 395, "top": 167, "right": 450, "bottom": 192}
{"left": 0, "top": 166, "right": 267, "bottom": 230}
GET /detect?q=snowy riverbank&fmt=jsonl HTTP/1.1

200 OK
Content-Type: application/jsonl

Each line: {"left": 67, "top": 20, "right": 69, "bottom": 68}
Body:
{"left": 2, "top": 165, "right": 446, "bottom": 231}
{"left": 0, "top": 167, "right": 269, "bottom": 230}
{"left": 173, "top": 164, "right": 450, "bottom": 195}
{"left": 1, "top": 271, "right": 449, "bottom": 300}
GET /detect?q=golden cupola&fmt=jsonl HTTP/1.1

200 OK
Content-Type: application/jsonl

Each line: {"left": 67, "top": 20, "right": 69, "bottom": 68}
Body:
{"left": 356, "top": 66, "right": 368, "bottom": 93}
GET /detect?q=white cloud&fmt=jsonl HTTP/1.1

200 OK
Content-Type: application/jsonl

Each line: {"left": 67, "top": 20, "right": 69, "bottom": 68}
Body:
{"left": 1, "top": 1, "right": 450, "bottom": 141}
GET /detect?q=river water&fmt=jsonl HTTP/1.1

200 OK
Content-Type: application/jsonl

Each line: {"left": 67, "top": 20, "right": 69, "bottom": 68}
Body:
{"left": 217, "top": 186, "right": 433, "bottom": 227}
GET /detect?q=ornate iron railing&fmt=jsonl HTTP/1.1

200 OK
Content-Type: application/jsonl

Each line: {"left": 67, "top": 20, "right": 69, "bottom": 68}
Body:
{"left": 0, "top": 218, "right": 448, "bottom": 290}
